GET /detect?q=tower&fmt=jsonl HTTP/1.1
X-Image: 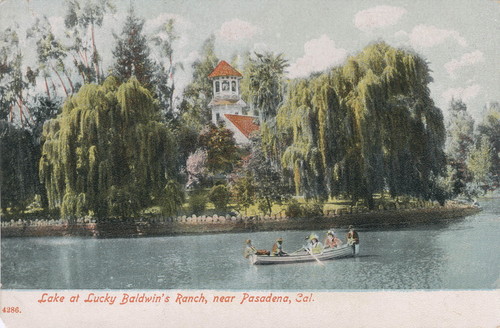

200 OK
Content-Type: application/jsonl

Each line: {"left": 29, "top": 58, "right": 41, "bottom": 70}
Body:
{"left": 207, "top": 60, "right": 258, "bottom": 144}
{"left": 208, "top": 60, "right": 247, "bottom": 124}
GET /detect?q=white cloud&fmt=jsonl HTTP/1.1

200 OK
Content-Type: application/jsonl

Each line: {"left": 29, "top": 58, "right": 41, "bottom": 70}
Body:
{"left": 442, "top": 84, "right": 481, "bottom": 103}
{"left": 144, "top": 13, "right": 192, "bottom": 54}
{"left": 144, "top": 13, "right": 192, "bottom": 35}
{"left": 444, "top": 50, "right": 484, "bottom": 76}
{"left": 182, "top": 51, "right": 199, "bottom": 65}
{"left": 288, "top": 35, "right": 347, "bottom": 79}
{"left": 354, "top": 6, "right": 407, "bottom": 32}
{"left": 394, "top": 30, "right": 408, "bottom": 40}
{"left": 217, "top": 19, "right": 260, "bottom": 41}
{"left": 252, "top": 42, "right": 270, "bottom": 54}
{"left": 408, "top": 25, "right": 467, "bottom": 48}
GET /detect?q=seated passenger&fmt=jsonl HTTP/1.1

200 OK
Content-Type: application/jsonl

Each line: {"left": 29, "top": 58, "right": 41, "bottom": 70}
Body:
{"left": 303, "top": 234, "right": 314, "bottom": 252}
{"left": 310, "top": 237, "right": 324, "bottom": 255}
{"left": 324, "top": 230, "right": 343, "bottom": 248}
{"left": 271, "top": 238, "right": 287, "bottom": 256}
{"left": 304, "top": 233, "right": 323, "bottom": 254}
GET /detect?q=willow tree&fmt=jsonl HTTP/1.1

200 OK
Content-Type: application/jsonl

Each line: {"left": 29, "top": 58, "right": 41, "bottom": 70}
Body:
{"left": 39, "top": 76, "right": 177, "bottom": 221}
{"left": 270, "top": 42, "right": 446, "bottom": 208}
{"left": 278, "top": 79, "right": 325, "bottom": 199}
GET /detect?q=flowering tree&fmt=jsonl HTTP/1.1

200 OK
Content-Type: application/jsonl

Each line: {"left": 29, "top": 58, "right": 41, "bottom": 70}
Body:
{"left": 185, "top": 148, "right": 208, "bottom": 188}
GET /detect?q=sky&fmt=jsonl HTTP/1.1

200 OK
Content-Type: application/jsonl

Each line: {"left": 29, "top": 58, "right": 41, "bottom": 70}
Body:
{"left": 1, "top": 0, "right": 499, "bottom": 122}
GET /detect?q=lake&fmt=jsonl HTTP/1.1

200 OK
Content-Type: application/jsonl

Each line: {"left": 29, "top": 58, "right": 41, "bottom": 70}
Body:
{"left": 2, "top": 198, "right": 499, "bottom": 290}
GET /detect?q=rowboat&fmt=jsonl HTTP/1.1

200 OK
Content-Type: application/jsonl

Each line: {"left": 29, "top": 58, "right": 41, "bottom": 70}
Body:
{"left": 250, "top": 244, "right": 359, "bottom": 265}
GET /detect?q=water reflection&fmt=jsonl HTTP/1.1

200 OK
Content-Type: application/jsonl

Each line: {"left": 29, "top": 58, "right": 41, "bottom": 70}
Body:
{"left": 2, "top": 198, "right": 499, "bottom": 290}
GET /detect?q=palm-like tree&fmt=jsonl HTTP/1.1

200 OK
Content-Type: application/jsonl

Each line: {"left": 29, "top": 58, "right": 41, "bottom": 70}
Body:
{"left": 248, "top": 52, "right": 289, "bottom": 122}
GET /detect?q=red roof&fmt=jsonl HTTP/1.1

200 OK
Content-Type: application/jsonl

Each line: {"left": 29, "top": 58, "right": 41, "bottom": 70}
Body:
{"left": 224, "top": 114, "right": 259, "bottom": 138}
{"left": 208, "top": 60, "right": 242, "bottom": 78}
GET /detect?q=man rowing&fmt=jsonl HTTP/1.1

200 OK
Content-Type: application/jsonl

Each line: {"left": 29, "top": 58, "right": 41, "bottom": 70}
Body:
{"left": 271, "top": 237, "right": 287, "bottom": 256}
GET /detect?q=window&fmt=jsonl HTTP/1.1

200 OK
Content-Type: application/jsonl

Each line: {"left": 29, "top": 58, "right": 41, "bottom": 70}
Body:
{"left": 215, "top": 81, "right": 220, "bottom": 92}
{"left": 231, "top": 81, "right": 236, "bottom": 92}
{"left": 222, "top": 81, "right": 229, "bottom": 91}
{"left": 216, "top": 113, "right": 220, "bottom": 121}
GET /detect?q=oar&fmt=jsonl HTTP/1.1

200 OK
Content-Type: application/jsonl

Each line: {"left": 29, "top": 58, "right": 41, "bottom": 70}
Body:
{"left": 289, "top": 247, "right": 306, "bottom": 255}
{"left": 306, "top": 248, "right": 325, "bottom": 266}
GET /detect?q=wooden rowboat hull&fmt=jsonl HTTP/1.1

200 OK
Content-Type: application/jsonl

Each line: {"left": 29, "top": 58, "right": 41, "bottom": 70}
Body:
{"left": 250, "top": 244, "right": 358, "bottom": 265}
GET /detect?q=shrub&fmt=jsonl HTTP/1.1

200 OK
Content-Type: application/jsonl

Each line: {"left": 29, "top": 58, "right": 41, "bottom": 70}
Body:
{"left": 208, "top": 185, "right": 231, "bottom": 213}
{"left": 161, "top": 180, "right": 185, "bottom": 216}
{"left": 285, "top": 199, "right": 302, "bottom": 218}
{"left": 188, "top": 192, "right": 207, "bottom": 215}
{"left": 301, "top": 201, "right": 324, "bottom": 218}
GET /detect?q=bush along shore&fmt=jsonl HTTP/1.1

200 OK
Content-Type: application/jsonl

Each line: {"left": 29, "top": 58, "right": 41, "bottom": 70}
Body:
{"left": 1, "top": 202, "right": 480, "bottom": 238}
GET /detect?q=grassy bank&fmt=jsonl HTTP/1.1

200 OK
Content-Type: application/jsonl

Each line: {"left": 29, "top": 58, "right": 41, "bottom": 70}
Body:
{"left": 1, "top": 203, "right": 480, "bottom": 238}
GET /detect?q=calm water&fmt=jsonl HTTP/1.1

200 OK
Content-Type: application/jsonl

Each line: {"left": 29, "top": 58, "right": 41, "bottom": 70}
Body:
{"left": 2, "top": 198, "right": 499, "bottom": 290}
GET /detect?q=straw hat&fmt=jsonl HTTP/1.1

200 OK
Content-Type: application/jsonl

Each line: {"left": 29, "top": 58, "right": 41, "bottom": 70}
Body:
{"left": 307, "top": 233, "right": 319, "bottom": 241}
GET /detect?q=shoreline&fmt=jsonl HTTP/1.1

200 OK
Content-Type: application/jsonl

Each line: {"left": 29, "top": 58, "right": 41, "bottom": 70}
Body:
{"left": 0, "top": 205, "right": 481, "bottom": 238}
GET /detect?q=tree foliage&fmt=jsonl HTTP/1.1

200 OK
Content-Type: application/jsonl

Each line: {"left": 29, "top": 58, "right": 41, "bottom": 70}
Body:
{"left": 467, "top": 136, "right": 493, "bottom": 194}
{"left": 198, "top": 124, "right": 238, "bottom": 174}
{"left": 180, "top": 35, "right": 218, "bottom": 129}
{"left": 208, "top": 184, "right": 231, "bottom": 213}
{"left": 229, "top": 171, "right": 255, "bottom": 214}
{"left": 0, "top": 26, "right": 34, "bottom": 126}
{"left": 39, "top": 76, "right": 177, "bottom": 220}
{"left": 27, "top": 16, "right": 74, "bottom": 98}
{"left": 267, "top": 42, "right": 446, "bottom": 207}
{"left": 151, "top": 18, "right": 182, "bottom": 118}
{"left": 445, "top": 99, "right": 475, "bottom": 196}
{"left": 477, "top": 102, "right": 500, "bottom": 189}
{"left": 64, "top": 0, "right": 116, "bottom": 83}
{"left": 246, "top": 135, "right": 291, "bottom": 215}
{"left": 0, "top": 121, "right": 38, "bottom": 212}
{"left": 112, "top": 7, "right": 155, "bottom": 88}
{"left": 161, "top": 179, "right": 184, "bottom": 216}
{"left": 245, "top": 52, "right": 289, "bottom": 122}
{"left": 185, "top": 148, "right": 208, "bottom": 188}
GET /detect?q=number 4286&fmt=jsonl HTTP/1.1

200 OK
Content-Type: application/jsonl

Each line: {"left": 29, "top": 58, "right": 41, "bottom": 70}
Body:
{"left": 2, "top": 307, "right": 21, "bottom": 313}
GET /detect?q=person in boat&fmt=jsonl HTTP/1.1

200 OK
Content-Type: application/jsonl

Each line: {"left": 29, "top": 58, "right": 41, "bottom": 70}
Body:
{"left": 243, "top": 239, "right": 258, "bottom": 258}
{"left": 271, "top": 238, "right": 287, "bottom": 256}
{"left": 304, "top": 234, "right": 314, "bottom": 252}
{"left": 324, "top": 229, "right": 343, "bottom": 249}
{"left": 310, "top": 237, "right": 324, "bottom": 255}
{"left": 244, "top": 239, "right": 270, "bottom": 257}
{"left": 304, "top": 233, "right": 323, "bottom": 255}
{"left": 346, "top": 225, "right": 360, "bottom": 254}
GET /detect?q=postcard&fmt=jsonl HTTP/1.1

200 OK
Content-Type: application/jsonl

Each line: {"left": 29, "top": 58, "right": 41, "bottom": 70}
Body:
{"left": 0, "top": 0, "right": 499, "bottom": 327}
